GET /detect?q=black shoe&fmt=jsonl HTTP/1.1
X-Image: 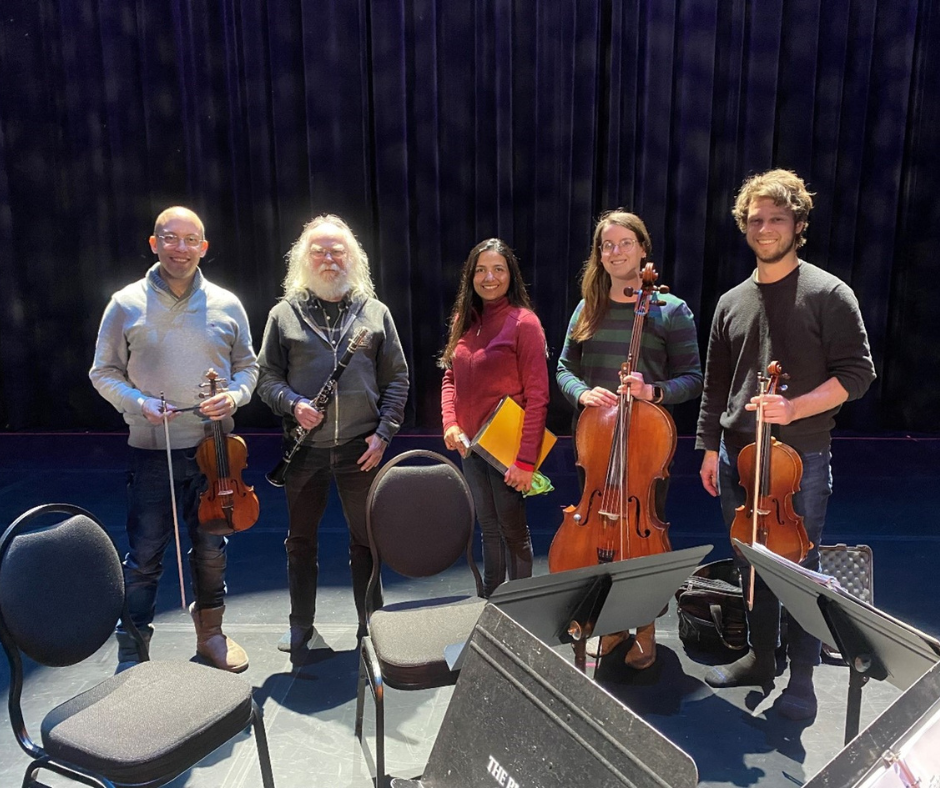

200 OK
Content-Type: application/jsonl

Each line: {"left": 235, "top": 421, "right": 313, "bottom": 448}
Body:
{"left": 777, "top": 663, "right": 817, "bottom": 720}
{"left": 278, "top": 625, "right": 314, "bottom": 653}
{"left": 776, "top": 686, "right": 818, "bottom": 720}
{"left": 115, "top": 661, "right": 138, "bottom": 675}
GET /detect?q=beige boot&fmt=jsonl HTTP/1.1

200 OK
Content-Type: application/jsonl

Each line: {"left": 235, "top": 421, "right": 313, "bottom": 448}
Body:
{"left": 625, "top": 622, "right": 657, "bottom": 669}
{"left": 190, "top": 603, "right": 249, "bottom": 673}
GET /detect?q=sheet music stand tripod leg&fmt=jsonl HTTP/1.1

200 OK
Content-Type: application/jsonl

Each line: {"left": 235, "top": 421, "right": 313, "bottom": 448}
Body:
{"left": 818, "top": 596, "right": 887, "bottom": 744}
{"left": 561, "top": 573, "right": 610, "bottom": 674}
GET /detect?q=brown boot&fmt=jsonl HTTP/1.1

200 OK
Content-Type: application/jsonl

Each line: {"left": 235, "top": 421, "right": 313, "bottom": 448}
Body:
{"left": 585, "top": 630, "right": 629, "bottom": 658}
{"left": 625, "top": 622, "right": 657, "bottom": 669}
{"left": 190, "top": 603, "right": 249, "bottom": 673}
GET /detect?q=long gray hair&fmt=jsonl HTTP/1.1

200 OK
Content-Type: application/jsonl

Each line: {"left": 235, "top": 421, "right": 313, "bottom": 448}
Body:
{"left": 282, "top": 214, "right": 376, "bottom": 300}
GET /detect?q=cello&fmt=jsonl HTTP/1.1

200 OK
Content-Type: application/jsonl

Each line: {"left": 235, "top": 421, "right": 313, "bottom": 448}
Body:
{"left": 730, "top": 361, "right": 812, "bottom": 608}
{"left": 195, "top": 369, "right": 260, "bottom": 536}
{"left": 548, "top": 263, "right": 676, "bottom": 572}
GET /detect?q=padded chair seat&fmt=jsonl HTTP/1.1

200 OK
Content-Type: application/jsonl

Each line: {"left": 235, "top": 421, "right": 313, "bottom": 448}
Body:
{"left": 369, "top": 596, "right": 487, "bottom": 688}
{"left": 41, "top": 660, "right": 254, "bottom": 784}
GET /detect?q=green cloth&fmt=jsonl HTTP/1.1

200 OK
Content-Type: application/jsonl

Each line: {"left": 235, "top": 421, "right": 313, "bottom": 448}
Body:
{"left": 523, "top": 471, "right": 554, "bottom": 497}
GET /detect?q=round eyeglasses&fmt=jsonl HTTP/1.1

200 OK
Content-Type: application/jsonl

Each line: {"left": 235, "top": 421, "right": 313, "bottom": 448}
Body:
{"left": 601, "top": 239, "right": 638, "bottom": 255}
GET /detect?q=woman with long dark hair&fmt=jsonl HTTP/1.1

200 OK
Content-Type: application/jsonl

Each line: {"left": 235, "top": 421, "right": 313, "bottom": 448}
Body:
{"left": 440, "top": 238, "right": 549, "bottom": 597}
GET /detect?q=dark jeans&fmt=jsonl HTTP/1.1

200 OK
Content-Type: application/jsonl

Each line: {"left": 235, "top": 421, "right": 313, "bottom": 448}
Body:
{"left": 718, "top": 437, "right": 831, "bottom": 666}
{"left": 284, "top": 439, "right": 381, "bottom": 629}
{"left": 462, "top": 453, "right": 533, "bottom": 597}
{"left": 120, "top": 447, "right": 227, "bottom": 639}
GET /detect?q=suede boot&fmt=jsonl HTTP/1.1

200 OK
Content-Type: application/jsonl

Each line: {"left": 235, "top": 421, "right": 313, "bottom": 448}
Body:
{"left": 190, "top": 603, "right": 249, "bottom": 673}
{"left": 705, "top": 648, "right": 775, "bottom": 688}
{"left": 585, "top": 630, "right": 628, "bottom": 658}
{"left": 625, "top": 622, "right": 657, "bottom": 669}
{"left": 777, "top": 663, "right": 817, "bottom": 720}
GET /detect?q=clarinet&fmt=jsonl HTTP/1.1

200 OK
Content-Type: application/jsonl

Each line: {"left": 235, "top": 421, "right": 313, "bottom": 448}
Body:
{"left": 266, "top": 328, "right": 369, "bottom": 487}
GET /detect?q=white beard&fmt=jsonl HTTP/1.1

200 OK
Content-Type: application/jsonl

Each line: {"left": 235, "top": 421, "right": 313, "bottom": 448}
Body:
{"left": 308, "top": 269, "right": 350, "bottom": 301}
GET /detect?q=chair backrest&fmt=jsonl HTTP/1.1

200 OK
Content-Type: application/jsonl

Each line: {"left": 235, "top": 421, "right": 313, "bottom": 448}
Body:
{"left": 0, "top": 504, "right": 125, "bottom": 668}
{"left": 366, "top": 450, "right": 480, "bottom": 584}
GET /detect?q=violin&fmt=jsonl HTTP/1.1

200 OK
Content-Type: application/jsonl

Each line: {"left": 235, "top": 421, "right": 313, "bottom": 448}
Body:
{"left": 195, "top": 369, "right": 260, "bottom": 535}
{"left": 548, "top": 263, "right": 676, "bottom": 573}
{"left": 729, "top": 361, "right": 812, "bottom": 608}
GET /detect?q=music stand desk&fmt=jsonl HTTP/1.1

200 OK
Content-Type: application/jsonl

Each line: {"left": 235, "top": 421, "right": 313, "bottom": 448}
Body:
{"left": 448, "top": 544, "right": 711, "bottom": 674}
{"left": 736, "top": 540, "right": 940, "bottom": 743}
{"left": 393, "top": 604, "right": 698, "bottom": 788}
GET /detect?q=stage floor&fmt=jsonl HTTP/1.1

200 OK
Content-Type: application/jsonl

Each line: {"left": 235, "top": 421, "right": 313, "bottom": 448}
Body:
{"left": 1, "top": 432, "right": 937, "bottom": 787}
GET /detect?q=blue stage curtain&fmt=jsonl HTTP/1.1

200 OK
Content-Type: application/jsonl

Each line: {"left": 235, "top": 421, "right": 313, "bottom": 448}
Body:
{"left": 0, "top": 0, "right": 937, "bottom": 433}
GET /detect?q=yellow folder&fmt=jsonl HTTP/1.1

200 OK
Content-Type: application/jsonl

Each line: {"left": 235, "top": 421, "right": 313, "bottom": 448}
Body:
{"left": 469, "top": 396, "right": 556, "bottom": 473}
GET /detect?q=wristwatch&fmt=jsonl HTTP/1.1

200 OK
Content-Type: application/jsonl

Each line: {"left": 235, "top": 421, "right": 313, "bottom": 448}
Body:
{"left": 651, "top": 385, "right": 665, "bottom": 404}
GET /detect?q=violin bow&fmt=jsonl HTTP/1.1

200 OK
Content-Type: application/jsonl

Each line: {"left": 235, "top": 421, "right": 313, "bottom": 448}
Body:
{"left": 161, "top": 393, "right": 188, "bottom": 610}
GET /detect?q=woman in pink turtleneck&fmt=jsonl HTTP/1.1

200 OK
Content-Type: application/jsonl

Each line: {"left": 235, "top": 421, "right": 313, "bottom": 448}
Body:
{"left": 440, "top": 238, "right": 549, "bottom": 597}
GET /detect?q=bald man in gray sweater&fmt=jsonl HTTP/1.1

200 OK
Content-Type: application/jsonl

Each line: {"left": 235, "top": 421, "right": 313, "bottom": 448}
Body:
{"left": 90, "top": 206, "right": 258, "bottom": 673}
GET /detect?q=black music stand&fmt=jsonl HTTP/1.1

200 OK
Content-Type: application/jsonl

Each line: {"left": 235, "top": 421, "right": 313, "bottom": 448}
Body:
{"left": 736, "top": 540, "right": 940, "bottom": 744}
{"left": 392, "top": 604, "right": 699, "bottom": 788}
{"left": 804, "top": 659, "right": 940, "bottom": 787}
{"left": 479, "top": 544, "right": 713, "bottom": 673}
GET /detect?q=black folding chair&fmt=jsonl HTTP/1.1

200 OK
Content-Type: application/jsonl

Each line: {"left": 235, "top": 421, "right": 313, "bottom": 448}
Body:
{"left": 0, "top": 503, "right": 275, "bottom": 788}
{"left": 355, "top": 450, "right": 486, "bottom": 787}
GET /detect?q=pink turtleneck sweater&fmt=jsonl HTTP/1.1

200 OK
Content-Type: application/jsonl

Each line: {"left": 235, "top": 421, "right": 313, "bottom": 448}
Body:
{"left": 441, "top": 297, "right": 549, "bottom": 470}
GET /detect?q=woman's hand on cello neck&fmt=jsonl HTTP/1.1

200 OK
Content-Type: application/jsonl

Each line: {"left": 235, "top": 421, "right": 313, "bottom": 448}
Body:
{"left": 616, "top": 371, "right": 656, "bottom": 402}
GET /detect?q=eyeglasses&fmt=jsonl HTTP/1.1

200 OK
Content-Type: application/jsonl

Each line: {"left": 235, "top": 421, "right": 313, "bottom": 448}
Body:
{"left": 157, "top": 233, "right": 203, "bottom": 248}
{"left": 601, "top": 239, "right": 638, "bottom": 254}
{"left": 310, "top": 245, "right": 347, "bottom": 261}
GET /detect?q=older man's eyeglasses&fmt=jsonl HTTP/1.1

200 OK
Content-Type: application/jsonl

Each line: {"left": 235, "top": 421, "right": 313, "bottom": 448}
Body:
{"left": 310, "top": 245, "right": 347, "bottom": 261}
{"left": 601, "top": 239, "right": 637, "bottom": 255}
{"left": 158, "top": 233, "right": 203, "bottom": 248}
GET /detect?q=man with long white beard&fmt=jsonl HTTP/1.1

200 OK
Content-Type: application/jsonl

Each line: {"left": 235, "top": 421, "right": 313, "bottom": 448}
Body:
{"left": 257, "top": 214, "right": 409, "bottom": 652}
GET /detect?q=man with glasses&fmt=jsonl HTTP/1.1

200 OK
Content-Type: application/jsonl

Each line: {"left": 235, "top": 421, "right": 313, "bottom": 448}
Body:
{"left": 257, "top": 214, "right": 409, "bottom": 653}
{"left": 90, "top": 206, "right": 258, "bottom": 673}
{"left": 696, "top": 170, "right": 875, "bottom": 720}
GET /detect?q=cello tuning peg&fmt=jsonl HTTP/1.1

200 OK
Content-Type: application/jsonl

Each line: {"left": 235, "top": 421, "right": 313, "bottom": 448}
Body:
{"left": 623, "top": 286, "right": 636, "bottom": 298}
{"left": 657, "top": 285, "right": 670, "bottom": 295}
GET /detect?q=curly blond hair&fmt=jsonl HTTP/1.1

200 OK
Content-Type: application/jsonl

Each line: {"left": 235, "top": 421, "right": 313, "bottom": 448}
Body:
{"left": 732, "top": 169, "right": 814, "bottom": 247}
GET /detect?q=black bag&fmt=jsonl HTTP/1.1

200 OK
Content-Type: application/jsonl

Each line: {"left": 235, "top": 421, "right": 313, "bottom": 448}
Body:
{"left": 675, "top": 560, "right": 747, "bottom": 652}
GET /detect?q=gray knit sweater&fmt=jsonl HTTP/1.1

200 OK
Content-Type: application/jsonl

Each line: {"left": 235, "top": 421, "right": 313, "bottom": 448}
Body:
{"left": 89, "top": 264, "right": 259, "bottom": 450}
